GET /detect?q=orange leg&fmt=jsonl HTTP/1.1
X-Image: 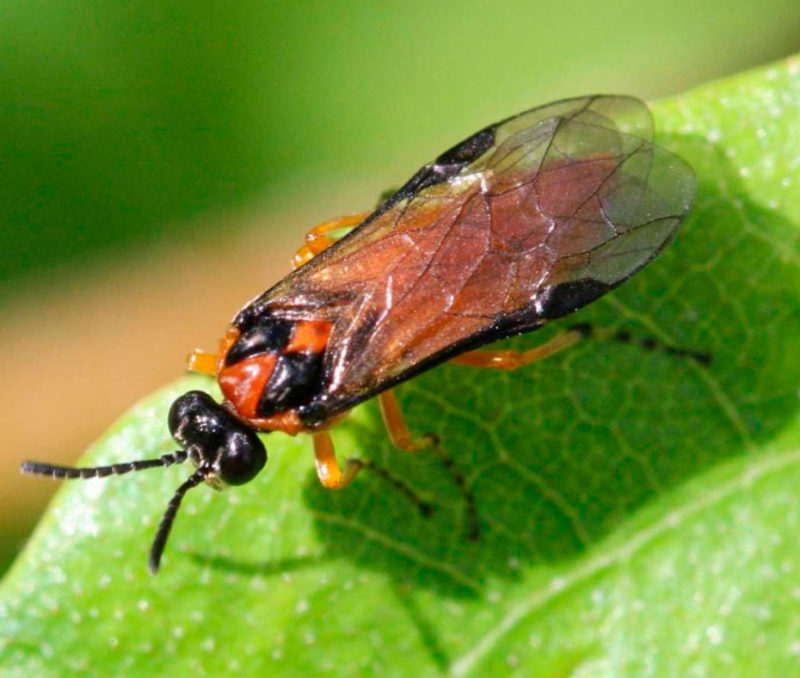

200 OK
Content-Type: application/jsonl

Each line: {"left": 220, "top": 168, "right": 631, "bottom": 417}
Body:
{"left": 187, "top": 328, "right": 240, "bottom": 376}
{"left": 187, "top": 349, "right": 220, "bottom": 376}
{"left": 313, "top": 431, "right": 363, "bottom": 490}
{"left": 293, "top": 212, "right": 371, "bottom": 269}
{"left": 313, "top": 430, "right": 433, "bottom": 514}
{"left": 378, "top": 390, "right": 438, "bottom": 452}
{"left": 452, "top": 324, "right": 712, "bottom": 370}
{"left": 449, "top": 327, "right": 586, "bottom": 370}
{"left": 378, "top": 389, "right": 478, "bottom": 539}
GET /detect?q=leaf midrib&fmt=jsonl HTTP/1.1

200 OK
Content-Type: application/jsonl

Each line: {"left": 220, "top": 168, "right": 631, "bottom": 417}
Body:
{"left": 448, "top": 442, "right": 800, "bottom": 676}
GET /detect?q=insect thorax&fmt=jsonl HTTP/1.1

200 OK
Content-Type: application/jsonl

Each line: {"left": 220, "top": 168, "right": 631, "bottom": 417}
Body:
{"left": 217, "top": 313, "right": 332, "bottom": 426}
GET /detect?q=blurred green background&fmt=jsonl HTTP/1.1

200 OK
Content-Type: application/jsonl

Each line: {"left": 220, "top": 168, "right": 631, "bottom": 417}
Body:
{"left": 2, "top": 1, "right": 799, "bottom": 573}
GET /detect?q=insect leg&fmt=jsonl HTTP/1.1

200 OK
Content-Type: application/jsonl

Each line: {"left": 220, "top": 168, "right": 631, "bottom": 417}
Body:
{"left": 449, "top": 326, "right": 587, "bottom": 370}
{"left": 378, "top": 390, "right": 439, "bottom": 452}
{"left": 293, "top": 212, "right": 371, "bottom": 268}
{"left": 312, "top": 431, "right": 433, "bottom": 515}
{"left": 313, "top": 431, "right": 363, "bottom": 489}
{"left": 378, "top": 390, "right": 479, "bottom": 540}
{"left": 187, "top": 349, "right": 220, "bottom": 376}
{"left": 452, "top": 323, "right": 711, "bottom": 371}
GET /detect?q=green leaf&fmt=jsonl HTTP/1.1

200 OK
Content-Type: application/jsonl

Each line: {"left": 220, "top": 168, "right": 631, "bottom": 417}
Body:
{"left": 3, "top": 55, "right": 800, "bottom": 677}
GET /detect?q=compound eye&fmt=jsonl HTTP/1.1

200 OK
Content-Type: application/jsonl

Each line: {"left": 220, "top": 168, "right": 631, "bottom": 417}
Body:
{"left": 168, "top": 391, "right": 268, "bottom": 485}
{"left": 218, "top": 429, "right": 267, "bottom": 486}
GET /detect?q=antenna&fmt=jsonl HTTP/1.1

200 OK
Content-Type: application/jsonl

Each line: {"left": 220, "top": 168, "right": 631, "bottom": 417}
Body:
{"left": 20, "top": 390, "right": 269, "bottom": 573}
{"left": 20, "top": 450, "right": 208, "bottom": 574}
{"left": 148, "top": 467, "right": 207, "bottom": 573}
{"left": 21, "top": 450, "right": 189, "bottom": 479}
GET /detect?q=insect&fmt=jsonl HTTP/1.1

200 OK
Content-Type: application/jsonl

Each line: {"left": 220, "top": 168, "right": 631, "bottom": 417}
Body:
{"left": 22, "top": 95, "right": 698, "bottom": 573}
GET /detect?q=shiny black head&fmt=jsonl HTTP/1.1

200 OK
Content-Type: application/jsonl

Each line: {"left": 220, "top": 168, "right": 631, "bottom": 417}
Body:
{"left": 20, "top": 390, "right": 267, "bottom": 574}
{"left": 169, "top": 391, "right": 266, "bottom": 486}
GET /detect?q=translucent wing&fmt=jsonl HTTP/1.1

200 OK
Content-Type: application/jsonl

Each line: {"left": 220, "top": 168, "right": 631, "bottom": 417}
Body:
{"left": 241, "top": 95, "right": 696, "bottom": 414}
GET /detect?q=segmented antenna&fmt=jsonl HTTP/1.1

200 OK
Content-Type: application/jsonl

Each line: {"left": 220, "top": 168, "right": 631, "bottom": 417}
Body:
{"left": 20, "top": 450, "right": 190, "bottom": 479}
{"left": 148, "top": 468, "right": 207, "bottom": 574}
{"left": 21, "top": 450, "right": 207, "bottom": 575}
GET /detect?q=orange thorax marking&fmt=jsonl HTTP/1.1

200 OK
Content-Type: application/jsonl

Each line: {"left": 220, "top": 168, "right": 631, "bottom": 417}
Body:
{"left": 214, "top": 319, "right": 334, "bottom": 434}
{"left": 218, "top": 353, "right": 278, "bottom": 420}
{"left": 286, "top": 320, "right": 331, "bottom": 353}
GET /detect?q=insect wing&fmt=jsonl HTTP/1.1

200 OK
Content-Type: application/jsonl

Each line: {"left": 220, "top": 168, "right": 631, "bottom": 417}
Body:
{"left": 253, "top": 96, "right": 696, "bottom": 412}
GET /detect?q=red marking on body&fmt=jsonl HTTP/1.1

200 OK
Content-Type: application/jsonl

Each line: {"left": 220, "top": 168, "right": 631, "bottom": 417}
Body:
{"left": 218, "top": 354, "right": 277, "bottom": 420}
{"left": 286, "top": 320, "right": 331, "bottom": 354}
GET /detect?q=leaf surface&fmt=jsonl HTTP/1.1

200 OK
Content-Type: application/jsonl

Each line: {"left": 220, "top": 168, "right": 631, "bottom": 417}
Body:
{"left": 3, "top": 55, "right": 800, "bottom": 677}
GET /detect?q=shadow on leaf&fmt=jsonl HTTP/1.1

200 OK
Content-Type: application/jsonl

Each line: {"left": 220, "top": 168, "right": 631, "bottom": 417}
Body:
{"left": 294, "top": 135, "right": 800, "bottom": 597}
{"left": 187, "top": 552, "right": 332, "bottom": 577}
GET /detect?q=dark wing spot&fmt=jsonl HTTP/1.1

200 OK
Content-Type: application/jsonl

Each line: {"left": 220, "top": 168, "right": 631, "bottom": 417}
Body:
{"left": 435, "top": 126, "right": 496, "bottom": 165}
{"left": 538, "top": 279, "right": 612, "bottom": 320}
{"left": 372, "top": 126, "right": 497, "bottom": 218}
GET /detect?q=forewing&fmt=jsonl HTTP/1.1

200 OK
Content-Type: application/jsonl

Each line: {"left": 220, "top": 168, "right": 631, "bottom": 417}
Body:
{"left": 249, "top": 96, "right": 696, "bottom": 410}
